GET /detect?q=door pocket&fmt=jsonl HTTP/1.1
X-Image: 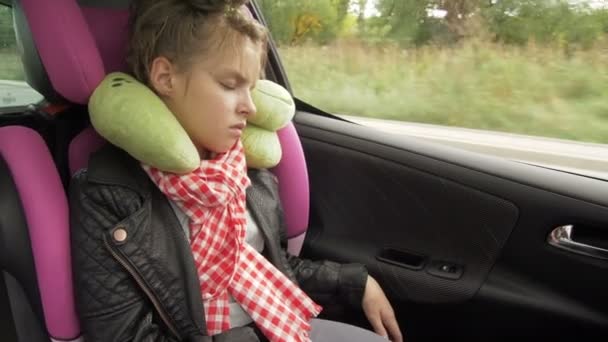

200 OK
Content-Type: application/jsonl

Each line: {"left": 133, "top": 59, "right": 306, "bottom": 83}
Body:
{"left": 376, "top": 247, "right": 427, "bottom": 270}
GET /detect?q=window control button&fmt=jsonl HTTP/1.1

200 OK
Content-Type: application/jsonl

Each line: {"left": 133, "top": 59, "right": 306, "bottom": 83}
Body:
{"left": 426, "top": 260, "right": 464, "bottom": 280}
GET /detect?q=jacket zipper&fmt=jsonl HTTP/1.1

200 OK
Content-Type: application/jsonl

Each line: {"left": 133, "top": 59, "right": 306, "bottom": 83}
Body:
{"left": 103, "top": 237, "right": 181, "bottom": 339}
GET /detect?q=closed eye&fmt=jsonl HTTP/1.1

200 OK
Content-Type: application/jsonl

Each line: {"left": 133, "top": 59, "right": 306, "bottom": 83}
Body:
{"left": 219, "top": 80, "right": 237, "bottom": 90}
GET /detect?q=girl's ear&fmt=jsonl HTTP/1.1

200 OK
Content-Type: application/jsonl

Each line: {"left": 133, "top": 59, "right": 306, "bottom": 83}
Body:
{"left": 149, "top": 56, "right": 176, "bottom": 97}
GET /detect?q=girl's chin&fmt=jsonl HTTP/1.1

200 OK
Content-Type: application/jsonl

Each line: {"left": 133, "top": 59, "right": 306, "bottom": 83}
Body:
{"left": 197, "top": 141, "right": 238, "bottom": 159}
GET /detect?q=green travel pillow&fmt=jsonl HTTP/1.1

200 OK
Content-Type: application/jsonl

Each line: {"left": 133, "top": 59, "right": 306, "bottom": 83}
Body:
{"left": 88, "top": 73, "right": 295, "bottom": 173}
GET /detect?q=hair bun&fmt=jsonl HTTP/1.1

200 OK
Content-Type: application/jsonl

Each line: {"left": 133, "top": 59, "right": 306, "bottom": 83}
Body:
{"left": 186, "top": 0, "right": 248, "bottom": 13}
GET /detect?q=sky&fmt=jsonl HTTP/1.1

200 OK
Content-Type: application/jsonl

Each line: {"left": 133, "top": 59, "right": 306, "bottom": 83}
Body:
{"left": 364, "top": 0, "right": 380, "bottom": 17}
{"left": 577, "top": 0, "right": 608, "bottom": 9}
{"left": 348, "top": 0, "right": 379, "bottom": 18}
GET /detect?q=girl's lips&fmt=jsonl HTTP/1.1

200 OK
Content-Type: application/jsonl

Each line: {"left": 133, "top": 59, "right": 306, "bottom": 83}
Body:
{"left": 230, "top": 122, "right": 246, "bottom": 130}
{"left": 229, "top": 124, "right": 245, "bottom": 137}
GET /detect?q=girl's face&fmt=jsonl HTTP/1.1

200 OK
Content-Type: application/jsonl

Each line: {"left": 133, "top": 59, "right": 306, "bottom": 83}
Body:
{"left": 150, "top": 37, "right": 262, "bottom": 159}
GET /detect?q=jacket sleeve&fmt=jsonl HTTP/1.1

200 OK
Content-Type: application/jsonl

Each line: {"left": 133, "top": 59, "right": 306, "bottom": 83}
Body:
{"left": 283, "top": 249, "right": 368, "bottom": 311}
{"left": 255, "top": 168, "right": 369, "bottom": 312}
{"left": 69, "top": 171, "right": 259, "bottom": 342}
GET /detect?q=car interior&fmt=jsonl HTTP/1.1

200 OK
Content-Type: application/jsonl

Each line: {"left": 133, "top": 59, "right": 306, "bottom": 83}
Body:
{"left": 2, "top": 0, "right": 608, "bottom": 341}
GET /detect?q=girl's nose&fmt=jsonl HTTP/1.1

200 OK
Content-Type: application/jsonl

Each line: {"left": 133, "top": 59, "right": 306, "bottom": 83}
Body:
{"left": 239, "top": 90, "right": 256, "bottom": 118}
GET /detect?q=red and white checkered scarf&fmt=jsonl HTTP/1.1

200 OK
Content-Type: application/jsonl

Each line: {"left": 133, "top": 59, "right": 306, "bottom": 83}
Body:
{"left": 142, "top": 141, "right": 321, "bottom": 341}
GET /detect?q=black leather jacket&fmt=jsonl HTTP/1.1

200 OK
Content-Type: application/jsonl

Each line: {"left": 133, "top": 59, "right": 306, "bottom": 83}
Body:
{"left": 69, "top": 145, "right": 368, "bottom": 342}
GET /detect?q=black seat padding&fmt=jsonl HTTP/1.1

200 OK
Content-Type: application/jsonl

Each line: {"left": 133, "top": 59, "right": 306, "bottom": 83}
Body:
{"left": 0, "top": 156, "right": 48, "bottom": 341}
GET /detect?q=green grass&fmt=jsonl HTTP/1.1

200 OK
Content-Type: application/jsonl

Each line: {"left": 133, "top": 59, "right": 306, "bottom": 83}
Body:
{"left": 0, "top": 49, "right": 25, "bottom": 81}
{"left": 278, "top": 40, "right": 608, "bottom": 144}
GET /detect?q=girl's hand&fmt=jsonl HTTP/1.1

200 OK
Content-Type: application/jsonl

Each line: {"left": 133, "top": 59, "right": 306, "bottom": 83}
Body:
{"left": 362, "top": 275, "right": 403, "bottom": 342}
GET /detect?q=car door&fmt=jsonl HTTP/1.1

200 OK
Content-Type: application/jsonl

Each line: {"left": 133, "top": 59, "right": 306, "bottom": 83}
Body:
{"left": 252, "top": 1, "right": 608, "bottom": 339}
{"left": 296, "top": 110, "right": 608, "bottom": 339}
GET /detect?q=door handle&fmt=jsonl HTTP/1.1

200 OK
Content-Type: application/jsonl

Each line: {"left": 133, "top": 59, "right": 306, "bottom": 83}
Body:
{"left": 547, "top": 225, "right": 608, "bottom": 260}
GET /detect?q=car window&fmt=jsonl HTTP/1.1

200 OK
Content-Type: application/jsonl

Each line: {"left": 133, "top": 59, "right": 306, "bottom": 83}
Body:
{"left": 258, "top": 0, "right": 608, "bottom": 179}
{"left": 0, "top": 5, "right": 43, "bottom": 113}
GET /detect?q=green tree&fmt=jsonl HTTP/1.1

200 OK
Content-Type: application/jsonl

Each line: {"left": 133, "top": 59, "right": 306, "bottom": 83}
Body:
{"left": 258, "top": 0, "right": 340, "bottom": 45}
{"left": 434, "top": 0, "right": 489, "bottom": 39}
{"left": 484, "top": 0, "right": 606, "bottom": 49}
{"left": 374, "top": 0, "right": 430, "bottom": 45}
{"left": 333, "top": 0, "right": 351, "bottom": 24}
{"left": 356, "top": 0, "right": 367, "bottom": 33}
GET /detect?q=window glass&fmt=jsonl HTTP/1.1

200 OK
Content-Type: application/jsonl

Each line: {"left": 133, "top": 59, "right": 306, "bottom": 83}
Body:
{"left": 0, "top": 5, "right": 43, "bottom": 112}
{"left": 258, "top": 0, "right": 608, "bottom": 146}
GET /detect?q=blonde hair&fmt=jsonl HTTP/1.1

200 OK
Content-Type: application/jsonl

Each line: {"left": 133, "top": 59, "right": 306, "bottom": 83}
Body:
{"left": 127, "top": 0, "right": 268, "bottom": 84}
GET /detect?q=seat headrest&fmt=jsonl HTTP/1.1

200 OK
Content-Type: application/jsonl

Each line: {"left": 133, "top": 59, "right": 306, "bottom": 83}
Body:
{"left": 15, "top": 0, "right": 120, "bottom": 104}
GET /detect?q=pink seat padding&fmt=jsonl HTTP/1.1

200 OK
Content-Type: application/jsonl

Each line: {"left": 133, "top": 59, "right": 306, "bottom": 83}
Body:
{"left": 81, "top": 7, "right": 130, "bottom": 73}
{"left": 68, "top": 126, "right": 105, "bottom": 177}
{"left": 21, "top": 0, "right": 105, "bottom": 104}
{"left": 272, "top": 122, "right": 310, "bottom": 239}
{"left": 0, "top": 126, "right": 79, "bottom": 340}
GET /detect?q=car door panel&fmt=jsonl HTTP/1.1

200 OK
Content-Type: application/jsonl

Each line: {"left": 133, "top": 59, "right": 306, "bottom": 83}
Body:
{"left": 302, "top": 137, "right": 519, "bottom": 304}
{"left": 295, "top": 111, "right": 608, "bottom": 338}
